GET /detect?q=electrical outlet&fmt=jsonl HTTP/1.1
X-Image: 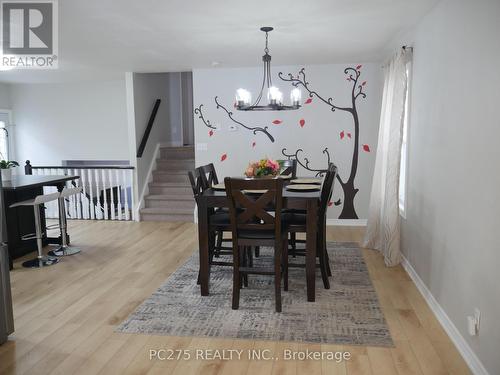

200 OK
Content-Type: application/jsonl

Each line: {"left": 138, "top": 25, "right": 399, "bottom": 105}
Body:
{"left": 467, "top": 308, "right": 481, "bottom": 336}
{"left": 474, "top": 308, "right": 481, "bottom": 332}
{"left": 196, "top": 143, "right": 208, "bottom": 151}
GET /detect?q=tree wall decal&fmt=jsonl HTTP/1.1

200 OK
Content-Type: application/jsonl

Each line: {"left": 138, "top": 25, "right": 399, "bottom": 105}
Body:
{"left": 214, "top": 96, "right": 275, "bottom": 142}
{"left": 279, "top": 66, "right": 367, "bottom": 219}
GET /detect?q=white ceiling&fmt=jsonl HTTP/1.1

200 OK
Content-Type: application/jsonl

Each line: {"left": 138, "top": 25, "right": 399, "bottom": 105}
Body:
{"left": 0, "top": 0, "right": 439, "bottom": 83}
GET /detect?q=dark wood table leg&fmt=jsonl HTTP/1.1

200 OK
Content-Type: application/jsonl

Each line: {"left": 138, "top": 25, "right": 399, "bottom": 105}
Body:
{"left": 197, "top": 199, "right": 210, "bottom": 296}
{"left": 306, "top": 199, "right": 318, "bottom": 302}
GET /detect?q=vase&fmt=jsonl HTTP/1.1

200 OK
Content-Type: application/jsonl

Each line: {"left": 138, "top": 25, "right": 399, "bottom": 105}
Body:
{"left": 1, "top": 168, "right": 12, "bottom": 181}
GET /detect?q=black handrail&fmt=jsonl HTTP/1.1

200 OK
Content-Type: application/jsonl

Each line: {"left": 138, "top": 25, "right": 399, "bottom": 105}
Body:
{"left": 25, "top": 160, "right": 134, "bottom": 175}
{"left": 136, "top": 99, "right": 161, "bottom": 158}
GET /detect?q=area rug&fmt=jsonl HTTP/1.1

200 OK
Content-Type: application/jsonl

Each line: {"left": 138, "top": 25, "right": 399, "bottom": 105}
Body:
{"left": 116, "top": 242, "right": 393, "bottom": 347}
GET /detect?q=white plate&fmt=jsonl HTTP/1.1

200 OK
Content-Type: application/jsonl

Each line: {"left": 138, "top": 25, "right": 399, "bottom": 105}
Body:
{"left": 277, "top": 174, "right": 292, "bottom": 179}
{"left": 290, "top": 178, "right": 322, "bottom": 185}
{"left": 286, "top": 184, "right": 321, "bottom": 192}
{"left": 212, "top": 183, "right": 226, "bottom": 190}
{"left": 243, "top": 189, "right": 268, "bottom": 194}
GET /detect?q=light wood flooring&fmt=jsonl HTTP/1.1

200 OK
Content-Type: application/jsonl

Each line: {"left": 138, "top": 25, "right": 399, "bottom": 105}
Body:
{"left": 0, "top": 221, "right": 471, "bottom": 374}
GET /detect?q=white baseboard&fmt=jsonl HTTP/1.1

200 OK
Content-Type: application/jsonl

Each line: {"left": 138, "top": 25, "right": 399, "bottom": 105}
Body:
{"left": 401, "top": 256, "right": 489, "bottom": 375}
{"left": 326, "top": 219, "right": 367, "bottom": 226}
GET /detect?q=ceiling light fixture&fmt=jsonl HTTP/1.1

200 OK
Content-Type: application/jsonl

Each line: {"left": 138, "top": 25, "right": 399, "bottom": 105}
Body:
{"left": 235, "top": 27, "right": 301, "bottom": 111}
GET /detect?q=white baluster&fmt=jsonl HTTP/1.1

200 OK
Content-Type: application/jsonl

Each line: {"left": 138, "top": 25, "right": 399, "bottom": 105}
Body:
{"left": 94, "top": 169, "right": 101, "bottom": 219}
{"left": 87, "top": 169, "right": 95, "bottom": 220}
{"left": 101, "top": 169, "right": 108, "bottom": 220}
{"left": 122, "top": 169, "right": 130, "bottom": 220}
{"left": 115, "top": 169, "right": 122, "bottom": 220}
{"left": 108, "top": 170, "right": 115, "bottom": 220}
{"left": 80, "top": 168, "right": 88, "bottom": 219}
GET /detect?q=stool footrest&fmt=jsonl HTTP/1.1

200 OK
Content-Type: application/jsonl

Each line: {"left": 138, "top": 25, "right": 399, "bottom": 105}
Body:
{"left": 21, "top": 233, "right": 37, "bottom": 241}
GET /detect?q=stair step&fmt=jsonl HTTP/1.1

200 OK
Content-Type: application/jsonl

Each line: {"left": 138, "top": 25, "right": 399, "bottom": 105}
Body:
{"left": 145, "top": 194, "right": 193, "bottom": 201}
{"left": 160, "top": 146, "right": 195, "bottom": 160}
{"left": 148, "top": 182, "right": 192, "bottom": 195}
{"left": 140, "top": 207, "right": 194, "bottom": 222}
{"left": 152, "top": 172, "right": 190, "bottom": 183}
{"left": 145, "top": 195, "right": 195, "bottom": 209}
{"left": 156, "top": 159, "right": 195, "bottom": 169}
{"left": 152, "top": 169, "right": 190, "bottom": 175}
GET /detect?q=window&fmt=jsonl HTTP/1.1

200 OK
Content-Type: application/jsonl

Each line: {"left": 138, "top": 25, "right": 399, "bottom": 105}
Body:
{"left": 0, "top": 117, "right": 8, "bottom": 161}
{"left": 398, "top": 62, "right": 412, "bottom": 217}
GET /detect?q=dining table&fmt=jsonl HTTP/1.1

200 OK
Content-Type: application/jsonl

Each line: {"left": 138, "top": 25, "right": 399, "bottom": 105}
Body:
{"left": 196, "top": 181, "right": 321, "bottom": 302}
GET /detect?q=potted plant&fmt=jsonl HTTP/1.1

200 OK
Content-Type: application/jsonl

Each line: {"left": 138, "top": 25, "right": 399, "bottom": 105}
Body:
{"left": 244, "top": 157, "right": 282, "bottom": 178}
{"left": 0, "top": 157, "right": 19, "bottom": 181}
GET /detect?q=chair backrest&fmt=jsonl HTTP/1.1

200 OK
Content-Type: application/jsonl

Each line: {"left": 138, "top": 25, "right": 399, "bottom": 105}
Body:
{"left": 34, "top": 192, "right": 60, "bottom": 205}
{"left": 60, "top": 187, "right": 83, "bottom": 198}
{"left": 200, "top": 163, "right": 219, "bottom": 189}
{"left": 188, "top": 167, "right": 205, "bottom": 198}
{"left": 278, "top": 159, "right": 297, "bottom": 178}
{"left": 319, "top": 163, "right": 338, "bottom": 217}
{"left": 224, "top": 177, "right": 284, "bottom": 238}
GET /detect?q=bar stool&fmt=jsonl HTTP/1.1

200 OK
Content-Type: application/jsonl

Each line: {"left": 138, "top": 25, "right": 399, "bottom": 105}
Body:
{"left": 10, "top": 192, "right": 61, "bottom": 268}
{"left": 48, "top": 187, "right": 82, "bottom": 257}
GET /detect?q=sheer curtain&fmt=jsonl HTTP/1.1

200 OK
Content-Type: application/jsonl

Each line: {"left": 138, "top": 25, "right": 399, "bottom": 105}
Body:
{"left": 363, "top": 48, "right": 412, "bottom": 266}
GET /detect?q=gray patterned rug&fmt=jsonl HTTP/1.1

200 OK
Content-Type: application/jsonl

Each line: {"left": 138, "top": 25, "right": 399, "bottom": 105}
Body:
{"left": 117, "top": 242, "right": 393, "bottom": 347}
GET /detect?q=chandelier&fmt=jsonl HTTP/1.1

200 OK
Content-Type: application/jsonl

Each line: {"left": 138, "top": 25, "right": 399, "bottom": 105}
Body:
{"left": 235, "top": 27, "right": 301, "bottom": 111}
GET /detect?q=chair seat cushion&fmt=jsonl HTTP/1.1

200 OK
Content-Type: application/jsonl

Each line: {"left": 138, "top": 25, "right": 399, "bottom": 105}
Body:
{"left": 209, "top": 212, "right": 230, "bottom": 226}
{"left": 282, "top": 212, "right": 306, "bottom": 225}
{"left": 238, "top": 229, "right": 276, "bottom": 239}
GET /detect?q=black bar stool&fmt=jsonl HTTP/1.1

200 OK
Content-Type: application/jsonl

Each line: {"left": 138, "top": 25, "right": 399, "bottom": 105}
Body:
{"left": 48, "top": 187, "right": 82, "bottom": 257}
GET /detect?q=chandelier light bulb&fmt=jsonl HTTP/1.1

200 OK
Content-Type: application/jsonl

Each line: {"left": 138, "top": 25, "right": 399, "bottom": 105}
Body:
{"left": 290, "top": 88, "right": 301, "bottom": 106}
{"left": 267, "top": 86, "right": 283, "bottom": 105}
{"left": 236, "top": 88, "right": 252, "bottom": 106}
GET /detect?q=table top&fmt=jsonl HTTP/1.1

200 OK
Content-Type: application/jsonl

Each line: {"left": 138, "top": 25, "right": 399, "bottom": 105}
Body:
{"left": 200, "top": 186, "right": 321, "bottom": 200}
{"left": 1, "top": 175, "right": 80, "bottom": 190}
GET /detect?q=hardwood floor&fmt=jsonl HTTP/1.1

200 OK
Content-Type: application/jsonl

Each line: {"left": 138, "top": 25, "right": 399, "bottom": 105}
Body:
{"left": 0, "top": 221, "right": 470, "bottom": 375}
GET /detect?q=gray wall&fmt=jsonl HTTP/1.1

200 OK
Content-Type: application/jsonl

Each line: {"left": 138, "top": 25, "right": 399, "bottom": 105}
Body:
{"left": 0, "top": 83, "right": 11, "bottom": 109}
{"left": 10, "top": 79, "right": 129, "bottom": 165}
{"left": 396, "top": 0, "right": 500, "bottom": 373}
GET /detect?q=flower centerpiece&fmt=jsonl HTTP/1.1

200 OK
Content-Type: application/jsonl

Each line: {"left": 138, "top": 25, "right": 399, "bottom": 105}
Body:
{"left": 244, "top": 157, "right": 282, "bottom": 178}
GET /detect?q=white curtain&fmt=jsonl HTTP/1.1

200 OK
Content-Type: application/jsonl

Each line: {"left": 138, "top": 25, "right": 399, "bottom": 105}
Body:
{"left": 363, "top": 48, "right": 412, "bottom": 266}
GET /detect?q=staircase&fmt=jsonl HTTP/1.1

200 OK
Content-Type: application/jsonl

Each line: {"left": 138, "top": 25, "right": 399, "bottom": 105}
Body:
{"left": 140, "top": 146, "right": 195, "bottom": 222}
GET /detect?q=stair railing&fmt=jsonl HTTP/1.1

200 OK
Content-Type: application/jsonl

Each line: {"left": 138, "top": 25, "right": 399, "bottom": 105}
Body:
{"left": 136, "top": 99, "right": 161, "bottom": 158}
{"left": 25, "top": 161, "right": 135, "bottom": 221}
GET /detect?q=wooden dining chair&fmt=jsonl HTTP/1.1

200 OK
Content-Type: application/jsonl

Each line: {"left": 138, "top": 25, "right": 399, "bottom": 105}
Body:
{"left": 224, "top": 177, "right": 288, "bottom": 312}
{"left": 188, "top": 167, "right": 232, "bottom": 283}
{"left": 200, "top": 163, "right": 219, "bottom": 188}
{"left": 278, "top": 159, "right": 297, "bottom": 179}
{"left": 283, "top": 163, "right": 337, "bottom": 289}
{"left": 198, "top": 163, "right": 230, "bottom": 256}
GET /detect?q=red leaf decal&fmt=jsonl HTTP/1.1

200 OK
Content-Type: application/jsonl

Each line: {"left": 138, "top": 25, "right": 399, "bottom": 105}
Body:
{"left": 208, "top": 130, "right": 214, "bottom": 137}
{"left": 252, "top": 141, "right": 256, "bottom": 148}
{"left": 363, "top": 144, "right": 371, "bottom": 152}
{"left": 347, "top": 132, "right": 352, "bottom": 139}
{"left": 328, "top": 201, "right": 333, "bottom": 207}
{"left": 221, "top": 153, "right": 227, "bottom": 161}
{"left": 272, "top": 119, "right": 282, "bottom": 125}
{"left": 299, "top": 119, "right": 305, "bottom": 127}
{"left": 233, "top": 102, "right": 237, "bottom": 108}
{"left": 346, "top": 78, "right": 351, "bottom": 81}
{"left": 362, "top": 81, "right": 367, "bottom": 86}
{"left": 356, "top": 64, "right": 363, "bottom": 70}
{"left": 305, "top": 98, "right": 313, "bottom": 104}
{"left": 340, "top": 131, "right": 345, "bottom": 139}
